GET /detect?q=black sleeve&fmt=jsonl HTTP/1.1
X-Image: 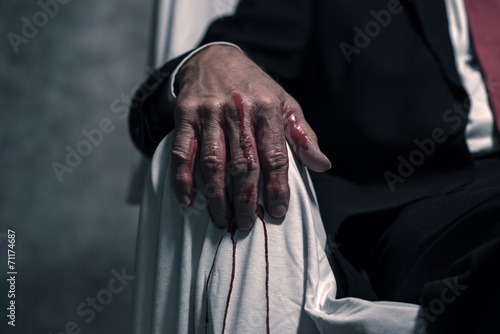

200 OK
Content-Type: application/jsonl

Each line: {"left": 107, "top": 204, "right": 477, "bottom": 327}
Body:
{"left": 129, "top": 0, "right": 312, "bottom": 157}
{"left": 201, "top": 0, "right": 312, "bottom": 82}
{"left": 128, "top": 52, "right": 187, "bottom": 157}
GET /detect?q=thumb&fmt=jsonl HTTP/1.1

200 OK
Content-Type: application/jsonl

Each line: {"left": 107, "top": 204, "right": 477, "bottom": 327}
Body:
{"left": 283, "top": 105, "right": 331, "bottom": 172}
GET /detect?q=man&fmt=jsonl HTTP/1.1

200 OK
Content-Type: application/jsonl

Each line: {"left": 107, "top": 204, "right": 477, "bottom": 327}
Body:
{"left": 129, "top": 0, "right": 500, "bottom": 332}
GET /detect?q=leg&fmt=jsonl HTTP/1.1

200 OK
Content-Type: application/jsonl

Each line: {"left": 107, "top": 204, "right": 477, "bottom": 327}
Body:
{"left": 366, "top": 157, "right": 500, "bottom": 333}
{"left": 132, "top": 132, "right": 421, "bottom": 334}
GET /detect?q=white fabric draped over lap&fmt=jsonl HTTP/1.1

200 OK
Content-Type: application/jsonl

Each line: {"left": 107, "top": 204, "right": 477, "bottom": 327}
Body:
{"left": 132, "top": 132, "right": 422, "bottom": 334}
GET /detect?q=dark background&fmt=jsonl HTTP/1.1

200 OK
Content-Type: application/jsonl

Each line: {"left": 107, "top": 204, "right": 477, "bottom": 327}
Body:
{"left": 0, "top": 1, "right": 153, "bottom": 332}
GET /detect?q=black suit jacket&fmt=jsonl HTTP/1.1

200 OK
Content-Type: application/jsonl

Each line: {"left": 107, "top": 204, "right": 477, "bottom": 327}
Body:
{"left": 129, "top": 0, "right": 474, "bottom": 233}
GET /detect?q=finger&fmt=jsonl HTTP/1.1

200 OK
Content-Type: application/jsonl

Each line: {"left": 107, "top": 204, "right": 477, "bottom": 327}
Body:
{"left": 172, "top": 119, "right": 198, "bottom": 206}
{"left": 256, "top": 111, "right": 290, "bottom": 218}
{"left": 199, "top": 107, "right": 230, "bottom": 228}
{"left": 227, "top": 92, "right": 260, "bottom": 230}
{"left": 282, "top": 101, "right": 331, "bottom": 172}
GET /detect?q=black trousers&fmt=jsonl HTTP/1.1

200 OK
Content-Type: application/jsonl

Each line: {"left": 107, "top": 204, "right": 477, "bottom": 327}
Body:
{"left": 314, "top": 155, "right": 500, "bottom": 334}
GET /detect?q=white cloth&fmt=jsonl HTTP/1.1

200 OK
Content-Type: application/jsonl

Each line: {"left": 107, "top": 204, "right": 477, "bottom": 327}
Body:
{"left": 131, "top": 132, "right": 422, "bottom": 334}
{"left": 444, "top": 0, "right": 499, "bottom": 154}
{"left": 152, "top": 0, "right": 239, "bottom": 63}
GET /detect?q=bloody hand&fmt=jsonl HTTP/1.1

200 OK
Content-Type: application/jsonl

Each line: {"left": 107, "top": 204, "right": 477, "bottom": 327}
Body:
{"left": 171, "top": 45, "right": 331, "bottom": 230}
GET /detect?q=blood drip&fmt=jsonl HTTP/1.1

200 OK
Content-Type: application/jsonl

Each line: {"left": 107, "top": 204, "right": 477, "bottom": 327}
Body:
{"left": 232, "top": 92, "right": 253, "bottom": 172}
{"left": 261, "top": 208, "right": 270, "bottom": 334}
{"left": 217, "top": 204, "right": 271, "bottom": 334}
{"left": 221, "top": 216, "right": 237, "bottom": 334}
{"left": 256, "top": 204, "right": 264, "bottom": 221}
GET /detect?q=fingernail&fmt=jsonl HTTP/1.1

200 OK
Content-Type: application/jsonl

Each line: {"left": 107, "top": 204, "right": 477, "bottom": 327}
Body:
{"left": 270, "top": 204, "right": 287, "bottom": 218}
{"left": 213, "top": 211, "right": 229, "bottom": 228}
{"left": 180, "top": 195, "right": 191, "bottom": 206}
{"left": 322, "top": 153, "right": 332, "bottom": 169}
{"left": 237, "top": 215, "right": 254, "bottom": 231}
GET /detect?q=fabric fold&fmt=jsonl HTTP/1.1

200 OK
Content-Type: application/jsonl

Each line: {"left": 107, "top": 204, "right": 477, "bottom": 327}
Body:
{"left": 132, "top": 132, "right": 422, "bottom": 334}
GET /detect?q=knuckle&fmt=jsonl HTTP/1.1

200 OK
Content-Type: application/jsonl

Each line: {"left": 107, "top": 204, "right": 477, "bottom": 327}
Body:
{"left": 171, "top": 147, "right": 196, "bottom": 177}
{"left": 230, "top": 157, "right": 259, "bottom": 176}
{"left": 265, "top": 151, "right": 288, "bottom": 171}
{"left": 176, "top": 99, "right": 199, "bottom": 113}
{"left": 178, "top": 97, "right": 225, "bottom": 124}
{"left": 171, "top": 148, "right": 190, "bottom": 163}
{"left": 234, "top": 194, "right": 255, "bottom": 205}
{"left": 205, "top": 187, "right": 226, "bottom": 201}
{"left": 200, "top": 98, "right": 223, "bottom": 113}
{"left": 254, "top": 94, "right": 281, "bottom": 111}
{"left": 200, "top": 154, "right": 226, "bottom": 176}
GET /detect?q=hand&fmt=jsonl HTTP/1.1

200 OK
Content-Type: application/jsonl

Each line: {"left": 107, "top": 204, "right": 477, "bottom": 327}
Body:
{"left": 172, "top": 45, "right": 331, "bottom": 230}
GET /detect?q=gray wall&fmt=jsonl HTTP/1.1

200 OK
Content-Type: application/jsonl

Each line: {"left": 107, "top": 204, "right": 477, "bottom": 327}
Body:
{"left": 0, "top": 1, "right": 153, "bottom": 332}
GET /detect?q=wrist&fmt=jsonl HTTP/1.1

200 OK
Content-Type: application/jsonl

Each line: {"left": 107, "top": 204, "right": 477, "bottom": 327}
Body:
{"left": 172, "top": 42, "right": 243, "bottom": 97}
